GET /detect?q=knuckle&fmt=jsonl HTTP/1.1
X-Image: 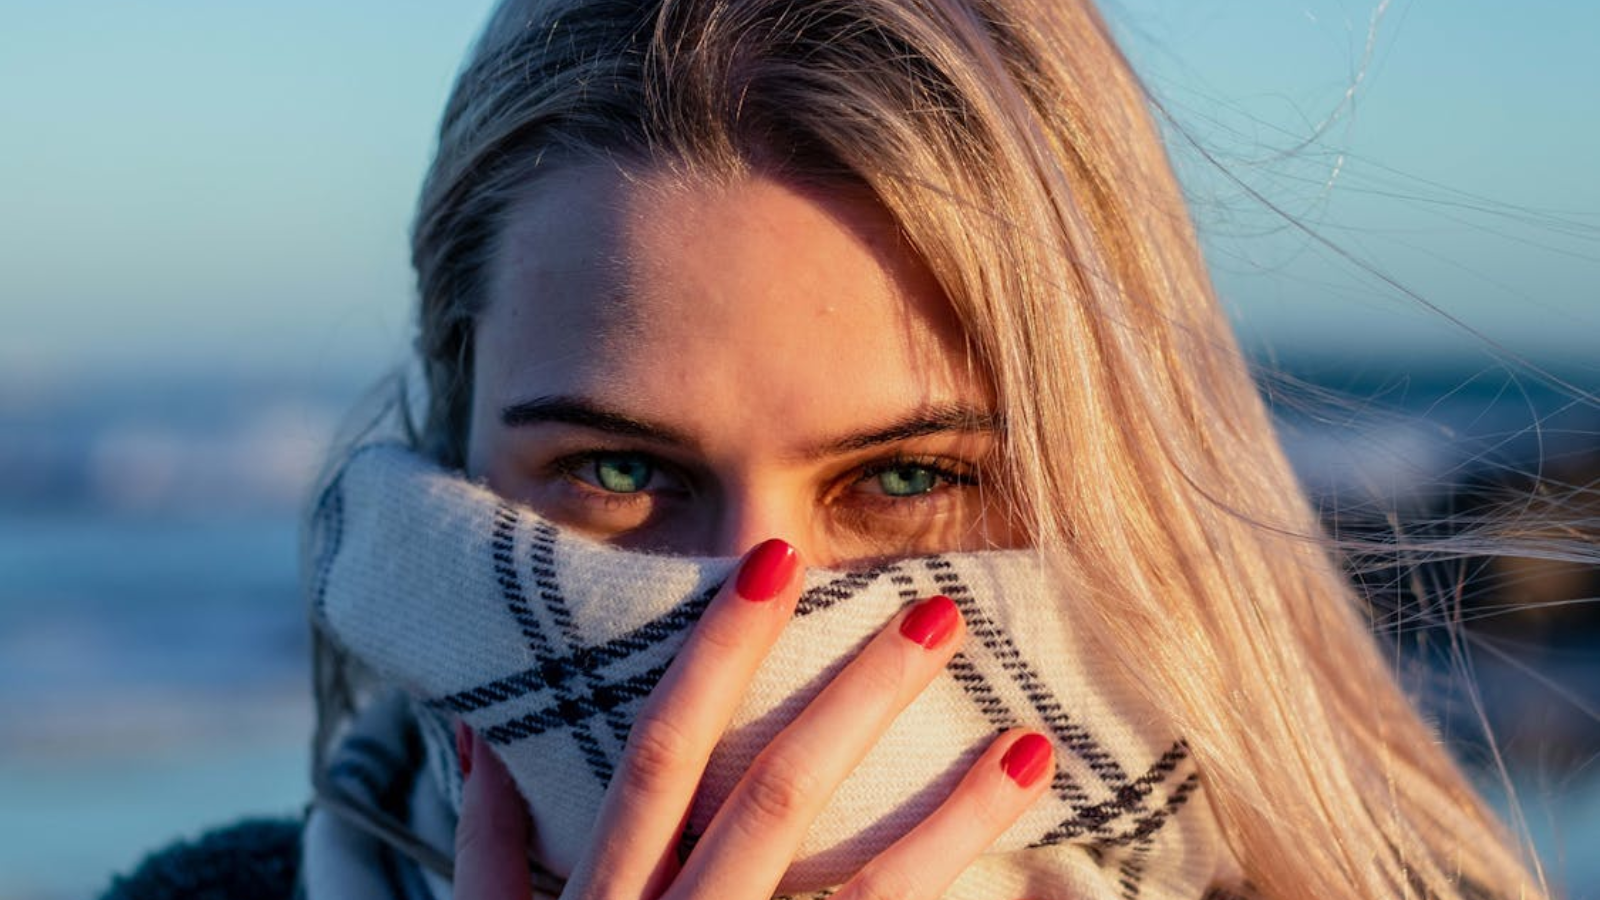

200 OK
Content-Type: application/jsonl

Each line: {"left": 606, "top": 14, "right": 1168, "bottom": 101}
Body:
{"left": 691, "top": 605, "right": 754, "bottom": 656}
{"left": 454, "top": 800, "right": 523, "bottom": 866}
{"left": 738, "top": 752, "right": 819, "bottom": 825}
{"left": 453, "top": 816, "right": 492, "bottom": 861}
{"left": 965, "top": 781, "right": 1015, "bottom": 833}
{"left": 851, "top": 644, "right": 910, "bottom": 699}
{"left": 843, "top": 863, "right": 921, "bottom": 900}
{"left": 620, "top": 712, "right": 700, "bottom": 792}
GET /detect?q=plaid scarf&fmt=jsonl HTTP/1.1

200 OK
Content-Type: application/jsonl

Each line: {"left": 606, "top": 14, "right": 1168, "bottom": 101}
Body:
{"left": 303, "top": 442, "right": 1239, "bottom": 899}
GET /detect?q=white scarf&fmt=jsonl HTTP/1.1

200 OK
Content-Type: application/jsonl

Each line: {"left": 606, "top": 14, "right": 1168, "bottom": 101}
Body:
{"left": 302, "top": 442, "right": 1239, "bottom": 899}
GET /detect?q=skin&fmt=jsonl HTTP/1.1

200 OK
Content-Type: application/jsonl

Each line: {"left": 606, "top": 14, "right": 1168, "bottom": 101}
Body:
{"left": 456, "top": 164, "right": 1053, "bottom": 899}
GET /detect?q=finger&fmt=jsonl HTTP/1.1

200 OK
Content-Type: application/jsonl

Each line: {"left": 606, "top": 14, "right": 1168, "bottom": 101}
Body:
{"left": 833, "top": 729, "right": 1055, "bottom": 900}
{"left": 666, "top": 594, "right": 966, "bottom": 900}
{"left": 455, "top": 722, "right": 533, "bottom": 900}
{"left": 562, "top": 538, "right": 803, "bottom": 900}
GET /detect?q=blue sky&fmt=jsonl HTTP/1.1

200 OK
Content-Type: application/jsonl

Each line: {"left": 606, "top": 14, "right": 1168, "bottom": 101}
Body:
{"left": 2, "top": 1, "right": 1596, "bottom": 382}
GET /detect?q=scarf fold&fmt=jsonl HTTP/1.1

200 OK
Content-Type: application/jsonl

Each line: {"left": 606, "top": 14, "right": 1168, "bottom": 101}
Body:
{"left": 302, "top": 441, "right": 1237, "bottom": 899}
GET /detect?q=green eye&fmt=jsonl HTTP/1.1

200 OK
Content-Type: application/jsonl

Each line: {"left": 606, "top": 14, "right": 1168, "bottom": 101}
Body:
{"left": 875, "top": 465, "right": 940, "bottom": 497}
{"left": 592, "top": 454, "right": 654, "bottom": 493}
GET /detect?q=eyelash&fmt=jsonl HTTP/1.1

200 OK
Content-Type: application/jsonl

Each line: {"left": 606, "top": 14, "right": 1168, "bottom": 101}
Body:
{"left": 851, "top": 454, "right": 979, "bottom": 495}
{"left": 547, "top": 451, "right": 672, "bottom": 505}
{"left": 546, "top": 450, "right": 979, "bottom": 508}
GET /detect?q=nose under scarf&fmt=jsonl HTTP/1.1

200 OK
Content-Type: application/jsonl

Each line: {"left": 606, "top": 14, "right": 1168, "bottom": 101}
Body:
{"left": 302, "top": 442, "right": 1239, "bottom": 900}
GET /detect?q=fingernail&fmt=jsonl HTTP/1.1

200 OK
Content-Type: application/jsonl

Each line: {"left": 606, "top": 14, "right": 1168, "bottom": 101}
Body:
{"left": 1001, "top": 733, "right": 1052, "bottom": 787}
{"left": 735, "top": 539, "right": 798, "bottom": 602}
{"left": 899, "top": 595, "right": 960, "bottom": 649}
{"left": 455, "top": 720, "right": 474, "bottom": 780}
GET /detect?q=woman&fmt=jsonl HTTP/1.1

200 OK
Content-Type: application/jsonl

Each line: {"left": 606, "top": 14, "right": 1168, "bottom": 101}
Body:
{"left": 320, "top": 0, "right": 1549, "bottom": 896}
{"left": 105, "top": 0, "right": 1549, "bottom": 898}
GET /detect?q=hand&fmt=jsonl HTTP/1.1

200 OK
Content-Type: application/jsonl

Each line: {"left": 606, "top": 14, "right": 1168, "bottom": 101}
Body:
{"left": 455, "top": 539, "right": 1056, "bottom": 900}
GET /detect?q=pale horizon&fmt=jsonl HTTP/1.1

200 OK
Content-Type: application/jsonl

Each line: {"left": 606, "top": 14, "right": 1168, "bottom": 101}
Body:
{"left": 3, "top": 1, "right": 1596, "bottom": 382}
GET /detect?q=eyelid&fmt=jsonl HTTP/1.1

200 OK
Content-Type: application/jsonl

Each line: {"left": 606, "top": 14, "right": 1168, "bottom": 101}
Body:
{"left": 544, "top": 446, "right": 982, "bottom": 501}
{"left": 844, "top": 454, "right": 981, "bottom": 501}
{"left": 853, "top": 453, "right": 979, "bottom": 481}
{"left": 549, "top": 449, "right": 692, "bottom": 496}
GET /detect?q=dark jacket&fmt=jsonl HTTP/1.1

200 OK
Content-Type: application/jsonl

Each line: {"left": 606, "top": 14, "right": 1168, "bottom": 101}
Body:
{"left": 99, "top": 818, "right": 301, "bottom": 900}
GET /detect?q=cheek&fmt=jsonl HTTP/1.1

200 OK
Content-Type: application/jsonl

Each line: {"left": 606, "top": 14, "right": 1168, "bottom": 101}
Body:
{"left": 466, "top": 432, "right": 521, "bottom": 495}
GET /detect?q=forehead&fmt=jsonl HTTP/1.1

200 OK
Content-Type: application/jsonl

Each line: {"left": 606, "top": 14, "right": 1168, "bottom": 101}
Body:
{"left": 476, "top": 164, "right": 988, "bottom": 450}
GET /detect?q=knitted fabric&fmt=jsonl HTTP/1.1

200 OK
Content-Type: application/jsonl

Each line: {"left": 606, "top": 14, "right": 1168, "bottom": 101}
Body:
{"left": 304, "top": 442, "right": 1236, "bottom": 899}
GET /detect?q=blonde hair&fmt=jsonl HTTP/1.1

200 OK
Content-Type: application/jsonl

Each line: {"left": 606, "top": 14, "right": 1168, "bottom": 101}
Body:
{"left": 320, "top": 0, "right": 1552, "bottom": 896}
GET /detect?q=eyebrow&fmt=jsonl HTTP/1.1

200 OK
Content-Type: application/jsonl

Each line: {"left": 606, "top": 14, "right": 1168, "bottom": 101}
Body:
{"left": 501, "top": 395, "right": 1000, "bottom": 457}
{"left": 811, "top": 403, "right": 1001, "bottom": 457}
{"left": 501, "top": 395, "right": 695, "bottom": 446}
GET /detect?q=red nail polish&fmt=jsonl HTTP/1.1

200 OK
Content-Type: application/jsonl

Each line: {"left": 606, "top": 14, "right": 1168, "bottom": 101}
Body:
{"left": 455, "top": 721, "right": 473, "bottom": 780}
{"left": 1001, "top": 733, "right": 1052, "bottom": 787}
{"left": 899, "top": 595, "right": 959, "bottom": 649}
{"left": 735, "top": 539, "right": 798, "bottom": 602}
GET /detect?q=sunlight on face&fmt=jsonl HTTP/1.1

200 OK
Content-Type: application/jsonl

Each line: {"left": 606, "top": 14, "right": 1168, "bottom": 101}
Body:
{"left": 466, "top": 165, "right": 1020, "bottom": 566}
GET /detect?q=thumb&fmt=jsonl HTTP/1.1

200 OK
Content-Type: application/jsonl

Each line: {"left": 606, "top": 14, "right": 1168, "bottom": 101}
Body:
{"left": 454, "top": 722, "right": 533, "bottom": 900}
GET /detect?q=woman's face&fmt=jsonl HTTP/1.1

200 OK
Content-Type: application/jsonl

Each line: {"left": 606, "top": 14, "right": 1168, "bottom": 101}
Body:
{"left": 466, "top": 164, "right": 1020, "bottom": 566}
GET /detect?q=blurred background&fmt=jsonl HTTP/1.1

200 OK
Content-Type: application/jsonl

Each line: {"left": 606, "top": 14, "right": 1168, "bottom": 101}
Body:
{"left": 1, "top": 1, "right": 1595, "bottom": 897}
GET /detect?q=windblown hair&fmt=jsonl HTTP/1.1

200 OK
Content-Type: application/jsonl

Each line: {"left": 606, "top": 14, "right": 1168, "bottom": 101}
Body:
{"left": 318, "top": 0, "right": 1550, "bottom": 897}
